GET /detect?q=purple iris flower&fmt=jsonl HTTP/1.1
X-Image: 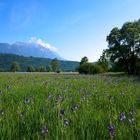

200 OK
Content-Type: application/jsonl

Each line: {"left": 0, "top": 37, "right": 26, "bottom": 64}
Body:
{"left": 60, "top": 109, "right": 65, "bottom": 119}
{"left": 0, "top": 89, "right": 2, "bottom": 95}
{"left": 77, "top": 88, "right": 81, "bottom": 92}
{"left": 55, "top": 98, "right": 60, "bottom": 104}
{"left": 6, "top": 84, "right": 10, "bottom": 90}
{"left": 60, "top": 109, "right": 65, "bottom": 115}
{"left": 71, "top": 104, "right": 78, "bottom": 111}
{"left": 41, "top": 125, "right": 49, "bottom": 135}
{"left": 128, "top": 118, "right": 134, "bottom": 123}
{"left": 46, "top": 94, "right": 51, "bottom": 99}
{"left": 120, "top": 90, "right": 124, "bottom": 95}
{"left": 24, "top": 98, "right": 30, "bottom": 104}
{"left": 119, "top": 113, "right": 126, "bottom": 121}
{"left": 0, "top": 109, "right": 4, "bottom": 115}
{"left": 129, "top": 108, "right": 136, "bottom": 115}
{"left": 108, "top": 124, "right": 115, "bottom": 136}
{"left": 19, "top": 111, "right": 24, "bottom": 117}
{"left": 64, "top": 118, "right": 69, "bottom": 126}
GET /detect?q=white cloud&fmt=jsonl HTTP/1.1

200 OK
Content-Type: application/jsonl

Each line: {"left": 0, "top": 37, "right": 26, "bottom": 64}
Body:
{"left": 29, "top": 37, "right": 57, "bottom": 51}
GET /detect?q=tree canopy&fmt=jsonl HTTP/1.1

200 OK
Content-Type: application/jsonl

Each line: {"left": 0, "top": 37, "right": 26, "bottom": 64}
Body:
{"left": 106, "top": 19, "right": 140, "bottom": 74}
{"left": 10, "top": 61, "right": 20, "bottom": 72}
{"left": 50, "top": 58, "right": 59, "bottom": 72}
{"left": 80, "top": 56, "right": 89, "bottom": 65}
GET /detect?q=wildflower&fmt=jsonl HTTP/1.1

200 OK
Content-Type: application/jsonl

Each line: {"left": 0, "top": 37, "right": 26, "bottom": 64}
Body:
{"left": 119, "top": 113, "right": 126, "bottom": 121}
{"left": 108, "top": 124, "right": 115, "bottom": 136}
{"left": 128, "top": 118, "right": 135, "bottom": 123}
{"left": 55, "top": 97, "right": 60, "bottom": 104}
{"left": 71, "top": 104, "right": 78, "bottom": 111}
{"left": 6, "top": 84, "right": 10, "bottom": 90}
{"left": 41, "top": 125, "right": 49, "bottom": 135}
{"left": 64, "top": 118, "right": 69, "bottom": 126}
{"left": 46, "top": 94, "right": 51, "bottom": 99}
{"left": 56, "top": 94, "right": 61, "bottom": 98}
{"left": 0, "top": 89, "right": 2, "bottom": 95}
{"left": 19, "top": 111, "right": 24, "bottom": 117}
{"left": 120, "top": 90, "right": 124, "bottom": 96}
{"left": 0, "top": 109, "right": 4, "bottom": 115}
{"left": 24, "top": 98, "right": 30, "bottom": 104}
{"left": 60, "top": 109, "right": 65, "bottom": 115}
{"left": 55, "top": 94, "right": 63, "bottom": 104}
{"left": 77, "top": 88, "right": 81, "bottom": 92}
{"left": 129, "top": 108, "right": 136, "bottom": 115}
{"left": 60, "top": 109, "right": 65, "bottom": 119}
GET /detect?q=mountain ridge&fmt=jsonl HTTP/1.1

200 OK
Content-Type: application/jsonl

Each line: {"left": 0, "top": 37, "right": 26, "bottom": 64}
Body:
{"left": 0, "top": 42, "right": 64, "bottom": 60}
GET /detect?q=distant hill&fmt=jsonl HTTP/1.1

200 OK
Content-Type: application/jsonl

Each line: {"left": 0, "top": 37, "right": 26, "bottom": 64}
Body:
{"left": 0, "top": 42, "right": 63, "bottom": 60}
{"left": 0, "top": 54, "right": 79, "bottom": 72}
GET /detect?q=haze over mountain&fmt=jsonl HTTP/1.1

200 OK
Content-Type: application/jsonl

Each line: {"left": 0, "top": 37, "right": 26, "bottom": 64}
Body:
{"left": 0, "top": 37, "right": 63, "bottom": 60}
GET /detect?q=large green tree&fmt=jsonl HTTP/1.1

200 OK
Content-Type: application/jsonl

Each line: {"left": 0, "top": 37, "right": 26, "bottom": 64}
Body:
{"left": 50, "top": 58, "right": 59, "bottom": 72}
{"left": 10, "top": 62, "right": 20, "bottom": 72}
{"left": 80, "top": 56, "right": 88, "bottom": 65}
{"left": 97, "top": 49, "right": 109, "bottom": 71}
{"left": 106, "top": 19, "right": 140, "bottom": 74}
{"left": 27, "top": 65, "right": 35, "bottom": 72}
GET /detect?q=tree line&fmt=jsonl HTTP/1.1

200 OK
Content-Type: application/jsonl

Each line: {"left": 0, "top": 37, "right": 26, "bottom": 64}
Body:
{"left": 10, "top": 58, "right": 60, "bottom": 72}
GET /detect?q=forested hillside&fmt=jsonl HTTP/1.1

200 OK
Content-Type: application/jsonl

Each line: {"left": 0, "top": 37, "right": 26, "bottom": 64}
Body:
{"left": 0, "top": 54, "right": 79, "bottom": 72}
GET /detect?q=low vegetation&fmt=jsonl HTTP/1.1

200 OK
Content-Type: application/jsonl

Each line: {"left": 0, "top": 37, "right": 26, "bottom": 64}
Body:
{"left": 0, "top": 73, "right": 139, "bottom": 139}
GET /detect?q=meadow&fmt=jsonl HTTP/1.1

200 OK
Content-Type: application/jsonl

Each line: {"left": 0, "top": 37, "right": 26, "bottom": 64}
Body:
{"left": 0, "top": 73, "right": 140, "bottom": 140}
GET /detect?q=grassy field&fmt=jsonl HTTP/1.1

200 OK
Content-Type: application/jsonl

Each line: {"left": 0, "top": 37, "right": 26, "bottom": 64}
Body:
{"left": 0, "top": 73, "right": 140, "bottom": 140}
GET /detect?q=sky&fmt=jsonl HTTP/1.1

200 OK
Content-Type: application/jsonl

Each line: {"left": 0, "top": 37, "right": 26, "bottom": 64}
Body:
{"left": 0, "top": 0, "right": 140, "bottom": 62}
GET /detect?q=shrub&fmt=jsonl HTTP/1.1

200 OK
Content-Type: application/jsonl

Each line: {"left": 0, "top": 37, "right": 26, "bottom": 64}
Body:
{"left": 77, "top": 63, "right": 105, "bottom": 74}
{"left": 92, "top": 64, "right": 105, "bottom": 74}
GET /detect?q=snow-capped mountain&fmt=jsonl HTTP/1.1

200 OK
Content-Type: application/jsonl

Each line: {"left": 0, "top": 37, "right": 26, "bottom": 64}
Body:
{"left": 0, "top": 41, "right": 63, "bottom": 60}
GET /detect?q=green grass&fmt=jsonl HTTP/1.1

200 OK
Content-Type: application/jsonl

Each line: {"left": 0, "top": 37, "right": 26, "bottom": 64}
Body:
{"left": 0, "top": 73, "right": 140, "bottom": 140}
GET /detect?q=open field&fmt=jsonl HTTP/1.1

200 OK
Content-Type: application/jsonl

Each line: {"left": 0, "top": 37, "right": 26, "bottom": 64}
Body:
{"left": 0, "top": 73, "right": 140, "bottom": 140}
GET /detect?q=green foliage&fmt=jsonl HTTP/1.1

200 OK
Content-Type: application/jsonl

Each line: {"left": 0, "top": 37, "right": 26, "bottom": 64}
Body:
{"left": 50, "top": 58, "right": 59, "bottom": 72}
{"left": 97, "top": 49, "right": 110, "bottom": 71}
{"left": 36, "top": 66, "right": 46, "bottom": 72}
{"left": 0, "top": 68, "right": 4, "bottom": 72}
{"left": 46, "top": 65, "right": 52, "bottom": 72}
{"left": 77, "top": 56, "right": 105, "bottom": 74}
{"left": 10, "top": 61, "right": 20, "bottom": 72}
{"left": 106, "top": 19, "right": 140, "bottom": 74}
{"left": 93, "top": 64, "right": 105, "bottom": 74}
{"left": 80, "top": 56, "right": 88, "bottom": 65}
{"left": 0, "top": 54, "right": 79, "bottom": 72}
{"left": 0, "top": 73, "right": 140, "bottom": 139}
{"left": 77, "top": 63, "right": 94, "bottom": 74}
{"left": 27, "top": 65, "right": 35, "bottom": 72}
